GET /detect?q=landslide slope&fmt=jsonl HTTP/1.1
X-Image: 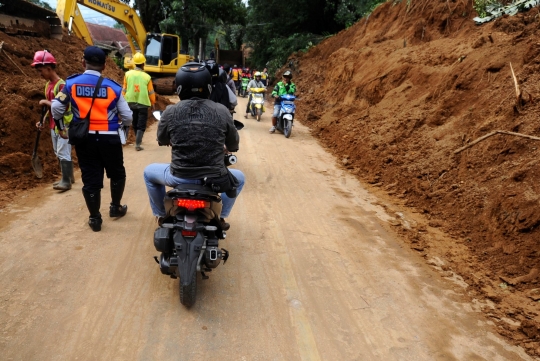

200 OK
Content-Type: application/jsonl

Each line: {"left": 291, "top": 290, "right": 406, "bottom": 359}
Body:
{"left": 0, "top": 31, "right": 168, "bottom": 207}
{"left": 294, "top": 0, "right": 540, "bottom": 355}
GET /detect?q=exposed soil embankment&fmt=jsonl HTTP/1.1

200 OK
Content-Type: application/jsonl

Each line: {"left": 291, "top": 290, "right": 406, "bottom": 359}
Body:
{"left": 0, "top": 31, "right": 169, "bottom": 207}
{"left": 292, "top": 0, "right": 540, "bottom": 355}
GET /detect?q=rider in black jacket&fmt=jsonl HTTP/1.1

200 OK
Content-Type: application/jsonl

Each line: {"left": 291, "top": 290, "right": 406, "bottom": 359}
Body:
{"left": 144, "top": 63, "right": 245, "bottom": 230}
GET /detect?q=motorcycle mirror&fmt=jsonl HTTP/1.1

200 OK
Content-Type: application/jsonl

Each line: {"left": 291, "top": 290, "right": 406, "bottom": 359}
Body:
{"left": 152, "top": 111, "right": 162, "bottom": 121}
{"left": 234, "top": 120, "right": 244, "bottom": 130}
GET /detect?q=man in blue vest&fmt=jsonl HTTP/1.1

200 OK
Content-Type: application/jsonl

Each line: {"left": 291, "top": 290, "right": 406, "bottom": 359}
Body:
{"left": 52, "top": 46, "right": 133, "bottom": 232}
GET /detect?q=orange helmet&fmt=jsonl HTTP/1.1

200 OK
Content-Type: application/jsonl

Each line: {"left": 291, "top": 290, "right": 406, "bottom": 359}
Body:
{"left": 31, "top": 50, "right": 57, "bottom": 67}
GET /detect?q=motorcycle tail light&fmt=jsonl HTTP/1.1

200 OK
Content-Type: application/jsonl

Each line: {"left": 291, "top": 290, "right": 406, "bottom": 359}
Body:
{"left": 181, "top": 230, "right": 198, "bottom": 237}
{"left": 176, "top": 199, "right": 209, "bottom": 211}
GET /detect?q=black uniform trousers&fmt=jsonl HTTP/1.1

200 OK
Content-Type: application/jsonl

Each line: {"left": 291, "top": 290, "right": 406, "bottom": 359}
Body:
{"left": 75, "top": 134, "right": 126, "bottom": 193}
{"left": 130, "top": 106, "right": 149, "bottom": 132}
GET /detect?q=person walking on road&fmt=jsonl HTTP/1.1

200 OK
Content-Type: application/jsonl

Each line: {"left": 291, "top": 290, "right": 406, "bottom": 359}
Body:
{"left": 260, "top": 67, "right": 269, "bottom": 86}
{"left": 232, "top": 64, "right": 241, "bottom": 92}
{"left": 144, "top": 63, "right": 245, "bottom": 230}
{"left": 122, "top": 52, "right": 156, "bottom": 151}
{"left": 32, "top": 50, "right": 74, "bottom": 191}
{"left": 51, "top": 46, "right": 133, "bottom": 232}
{"left": 270, "top": 70, "right": 296, "bottom": 133}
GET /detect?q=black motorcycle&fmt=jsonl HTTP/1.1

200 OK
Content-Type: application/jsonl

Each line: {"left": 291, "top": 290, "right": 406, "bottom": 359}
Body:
{"left": 152, "top": 114, "right": 244, "bottom": 307}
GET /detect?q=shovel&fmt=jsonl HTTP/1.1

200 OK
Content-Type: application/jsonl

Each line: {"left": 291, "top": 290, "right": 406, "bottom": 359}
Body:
{"left": 31, "top": 106, "right": 47, "bottom": 178}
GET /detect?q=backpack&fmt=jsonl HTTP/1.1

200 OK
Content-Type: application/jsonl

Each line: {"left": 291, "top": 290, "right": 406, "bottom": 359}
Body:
{"left": 209, "top": 83, "right": 231, "bottom": 110}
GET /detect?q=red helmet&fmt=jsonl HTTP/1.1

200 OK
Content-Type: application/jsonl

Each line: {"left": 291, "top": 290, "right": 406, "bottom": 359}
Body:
{"left": 31, "top": 50, "right": 57, "bottom": 67}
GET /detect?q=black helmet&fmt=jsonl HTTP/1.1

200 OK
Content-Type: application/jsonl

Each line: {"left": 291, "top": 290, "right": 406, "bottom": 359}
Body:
{"left": 175, "top": 62, "right": 212, "bottom": 100}
{"left": 204, "top": 60, "right": 219, "bottom": 83}
{"left": 283, "top": 70, "right": 292, "bottom": 79}
{"left": 218, "top": 68, "right": 227, "bottom": 84}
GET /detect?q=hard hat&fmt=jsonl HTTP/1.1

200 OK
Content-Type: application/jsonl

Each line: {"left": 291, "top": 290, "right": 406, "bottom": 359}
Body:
{"left": 133, "top": 52, "right": 146, "bottom": 65}
{"left": 283, "top": 70, "right": 292, "bottom": 79}
{"left": 255, "top": 72, "right": 261, "bottom": 77}
{"left": 31, "top": 50, "right": 57, "bottom": 67}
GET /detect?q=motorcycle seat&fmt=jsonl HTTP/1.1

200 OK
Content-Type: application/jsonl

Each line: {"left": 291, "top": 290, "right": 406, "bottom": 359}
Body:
{"left": 166, "top": 184, "right": 221, "bottom": 201}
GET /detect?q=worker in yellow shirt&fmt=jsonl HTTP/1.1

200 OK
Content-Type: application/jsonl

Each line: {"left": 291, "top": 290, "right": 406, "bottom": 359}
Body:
{"left": 231, "top": 64, "right": 241, "bottom": 92}
{"left": 122, "top": 52, "right": 156, "bottom": 151}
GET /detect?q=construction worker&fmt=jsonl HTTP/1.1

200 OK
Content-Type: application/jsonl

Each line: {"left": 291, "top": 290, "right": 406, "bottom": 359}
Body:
{"left": 261, "top": 67, "right": 269, "bottom": 86}
{"left": 51, "top": 46, "right": 133, "bottom": 232}
{"left": 122, "top": 52, "right": 156, "bottom": 151}
{"left": 31, "top": 50, "right": 74, "bottom": 191}
{"left": 270, "top": 70, "right": 296, "bottom": 133}
{"left": 231, "top": 64, "right": 241, "bottom": 92}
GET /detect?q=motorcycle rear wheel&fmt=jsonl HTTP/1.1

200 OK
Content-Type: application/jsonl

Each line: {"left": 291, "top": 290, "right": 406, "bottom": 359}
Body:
{"left": 284, "top": 119, "right": 293, "bottom": 138}
{"left": 179, "top": 271, "right": 197, "bottom": 307}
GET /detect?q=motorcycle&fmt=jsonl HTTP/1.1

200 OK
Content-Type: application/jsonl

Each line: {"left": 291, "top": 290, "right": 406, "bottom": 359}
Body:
{"left": 275, "top": 94, "right": 296, "bottom": 138}
{"left": 239, "top": 77, "right": 249, "bottom": 97}
{"left": 152, "top": 111, "right": 244, "bottom": 307}
{"left": 248, "top": 87, "right": 266, "bottom": 121}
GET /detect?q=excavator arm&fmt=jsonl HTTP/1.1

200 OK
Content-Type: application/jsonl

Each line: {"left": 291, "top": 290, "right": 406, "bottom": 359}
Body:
{"left": 56, "top": 0, "right": 146, "bottom": 56}
{"left": 56, "top": 0, "right": 93, "bottom": 45}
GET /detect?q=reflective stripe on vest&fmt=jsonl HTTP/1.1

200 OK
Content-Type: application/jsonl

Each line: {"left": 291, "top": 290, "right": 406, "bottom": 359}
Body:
{"left": 123, "top": 69, "right": 151, "bottom": 107}
{"left": 67, "top": 74, "right": 122, "bottom": 132}
{"left": 45, "top": 79, "right": 73, "bottom": 128}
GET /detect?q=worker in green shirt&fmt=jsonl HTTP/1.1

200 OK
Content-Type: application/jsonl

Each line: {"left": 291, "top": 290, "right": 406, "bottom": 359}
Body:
{"left": 122, "top": 52, "right": 156, "bottom": 151}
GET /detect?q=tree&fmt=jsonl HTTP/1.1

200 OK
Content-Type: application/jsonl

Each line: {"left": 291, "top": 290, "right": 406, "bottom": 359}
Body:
{"left": 160, "top": 0, "right": 247, "bottom": 56}
{"left": 26, "top": 0, "right": 53, "bottom": 10}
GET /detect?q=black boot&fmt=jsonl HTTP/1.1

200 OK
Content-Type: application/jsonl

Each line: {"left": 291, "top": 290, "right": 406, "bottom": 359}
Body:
{"left": 69, "top": 161, "right": 75, "bottom": 184}
{"left": 82, "top": 190, "right": 102, "bottom": 232}
{"left": 135, "top": 130, "right": 144, "bottom": 151}
{"left": 53, "top": 160, "right": 73, "bottom": 191}
{"left": 53, "top": 158, "right": 61, "bottom": 187}
{"left": 110, "top": 178, "right": 127, "bottom": 217}
{"left": 219, "top": 218, "right": 230, "bottom": 231}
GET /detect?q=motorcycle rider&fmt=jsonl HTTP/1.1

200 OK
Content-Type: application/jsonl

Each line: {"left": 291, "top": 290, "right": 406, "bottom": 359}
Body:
{"left": 244, "top": 71, "right": 265, "bottom": 119}
{"left": 143, "top": 63, "right": 245, "bottom": 230}
{"left": 270, "top": 70, "right": 296, "bottom": 133}
{"left": 206, "top": 60, "right": 238, "bottom": 112}
{"left": 222, "top": 63, "right": 236, "bottom": 95}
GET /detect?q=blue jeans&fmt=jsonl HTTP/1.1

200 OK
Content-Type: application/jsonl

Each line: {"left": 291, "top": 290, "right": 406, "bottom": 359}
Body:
{"left": 143, "top": 163, "right": 245, "bottom": 219}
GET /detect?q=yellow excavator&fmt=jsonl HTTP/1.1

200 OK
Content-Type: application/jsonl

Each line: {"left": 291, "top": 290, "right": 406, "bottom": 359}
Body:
{"left": 55, "top": 0, "right": 192, "bottom": 94}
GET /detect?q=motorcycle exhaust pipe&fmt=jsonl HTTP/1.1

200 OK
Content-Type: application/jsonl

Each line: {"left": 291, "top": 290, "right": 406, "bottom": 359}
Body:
{"left": 204, "top": 247, "right": 222, "bottom": 268}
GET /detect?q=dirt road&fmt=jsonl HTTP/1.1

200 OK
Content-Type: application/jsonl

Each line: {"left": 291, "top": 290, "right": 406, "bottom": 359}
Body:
{"left": 0, "top": 97, "right": 534, "bottom": 360}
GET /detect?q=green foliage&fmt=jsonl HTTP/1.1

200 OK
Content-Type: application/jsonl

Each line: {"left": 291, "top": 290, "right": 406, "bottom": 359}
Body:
{"left": 26, "top": 0, "right": 53, "bottom": 10}
{"left": 160, "top": 0, "right": 247, "bottom": 55}
{"left": 334, "top": 0, "right": 385, "bottom": 27}
{"left": 264, "top": 33, "right": 323, "bottom": 74}
{"left": 245, "top": 0, "right": 344, "bottom": 70}
{"left": 473, "top": 0, "right": 499, "bottom": 18}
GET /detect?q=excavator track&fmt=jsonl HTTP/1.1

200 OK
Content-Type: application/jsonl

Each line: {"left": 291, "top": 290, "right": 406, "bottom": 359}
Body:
{"left": 152, "top": 77, "right": 176, "bottom": 96}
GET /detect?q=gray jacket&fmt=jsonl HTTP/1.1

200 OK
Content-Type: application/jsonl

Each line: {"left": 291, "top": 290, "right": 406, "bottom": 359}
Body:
{"left": 158, "top": 98, "right": 239, "bottom": 179}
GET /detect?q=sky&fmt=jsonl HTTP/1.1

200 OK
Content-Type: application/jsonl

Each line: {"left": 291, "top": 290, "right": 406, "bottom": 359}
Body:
{"left": 42, "top": 0, "right": 120, "bottom": 27}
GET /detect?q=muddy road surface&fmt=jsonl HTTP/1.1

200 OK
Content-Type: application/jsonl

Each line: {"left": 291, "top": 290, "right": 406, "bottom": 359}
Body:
{"left": 0, "top": 97, "right": 533, "bottom": 360}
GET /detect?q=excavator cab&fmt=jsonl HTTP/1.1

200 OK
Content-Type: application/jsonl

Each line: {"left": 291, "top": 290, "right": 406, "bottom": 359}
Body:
{"left": 144, "top": 34, "right": 185, "bottom": 75}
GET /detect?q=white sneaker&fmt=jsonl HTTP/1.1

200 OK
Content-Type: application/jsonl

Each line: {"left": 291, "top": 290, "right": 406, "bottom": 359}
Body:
{"left": 269, "top": 126, "right": 276, "bottom": 133}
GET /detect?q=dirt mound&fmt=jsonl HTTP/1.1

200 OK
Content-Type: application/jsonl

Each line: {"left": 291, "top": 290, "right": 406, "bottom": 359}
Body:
{"left": 293, "top": 0, "right": 540, "bottom": 356}
{"left": 0, "top": 31, "right": 169, "bottom": 207}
